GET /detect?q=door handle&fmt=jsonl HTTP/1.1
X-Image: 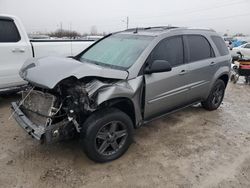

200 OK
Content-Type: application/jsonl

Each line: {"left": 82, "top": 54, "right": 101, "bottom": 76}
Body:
{"left": 179, "top": 70, "right": 187, "bottom": 75}
{"left": 12, "top": 48, "right": 25, "bottom": 53}
{"left": 210, "top": 62, "right": 215, "bottom": 66}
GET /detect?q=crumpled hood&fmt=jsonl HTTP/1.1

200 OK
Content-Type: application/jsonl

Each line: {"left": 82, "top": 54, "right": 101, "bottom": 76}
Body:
{"left": 20, "top": 57, "right": 128, "bottom": 89}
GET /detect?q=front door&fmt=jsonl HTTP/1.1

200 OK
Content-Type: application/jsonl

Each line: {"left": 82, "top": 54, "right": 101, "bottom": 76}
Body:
{"left": 144, "top": 36, "right": 190, "bottom": 120}
{"left": 0, "top": 18, "right": 32, "bottom": 89}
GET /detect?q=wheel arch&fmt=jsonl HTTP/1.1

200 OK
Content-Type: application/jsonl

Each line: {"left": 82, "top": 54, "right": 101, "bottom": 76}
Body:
{"left": 205, "top": 69, "right": 230, "bottom": 100}
{"left": 98, "top": 97, "right": 137, "bottom": 128}
{"left": 218, "top": 74, "right": 229, "bottom": 87}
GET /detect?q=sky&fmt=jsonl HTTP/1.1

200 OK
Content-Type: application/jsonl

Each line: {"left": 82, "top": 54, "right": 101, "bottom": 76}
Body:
{"left": 0, "top": 0, "right": 250, "bottom": 35}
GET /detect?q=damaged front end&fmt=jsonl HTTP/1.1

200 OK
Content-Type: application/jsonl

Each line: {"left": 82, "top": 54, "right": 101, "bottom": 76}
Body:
{"left": 11, "top": 89, "right": 73, "bottom": 143}
{"left": 11, "top": 76, "right": 143, "bottom": 144}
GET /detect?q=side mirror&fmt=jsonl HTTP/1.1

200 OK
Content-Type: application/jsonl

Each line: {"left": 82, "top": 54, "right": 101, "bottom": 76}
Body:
{"left": 144, "top": 60, "right": 172, "bottom": 74}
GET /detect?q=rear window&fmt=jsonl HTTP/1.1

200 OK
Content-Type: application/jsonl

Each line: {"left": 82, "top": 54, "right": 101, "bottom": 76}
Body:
{"left": 0, "top": 19, "right": 21, "bottom": 42}
{"left": 186, "top": 35, "right": 214, "bottom": 62}
{"left": 211, "top": 36, "right": 229, "bottom": 56}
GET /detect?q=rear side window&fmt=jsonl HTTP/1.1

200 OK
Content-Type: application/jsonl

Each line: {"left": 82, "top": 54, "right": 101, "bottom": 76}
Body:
{"left": 186, "top": 35, "right": 214, "bottom": 62}
{"left": 244, "top": 44, "right": 250, "bottom": 49}
{"left": 151, "top": 36, "right": 184, "bottom": 67}
{"left": 211, "top": 36, "right": 229, "bottom": 56}
{"left": 0, "top": 19, "right": 21, "bottom": 42}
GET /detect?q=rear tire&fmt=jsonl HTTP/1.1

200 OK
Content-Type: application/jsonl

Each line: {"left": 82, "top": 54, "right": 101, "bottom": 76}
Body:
{"left": 80, "top": 108, "right": 134, "bottom": 163}
{"left": 201, "top": 79, "right": 225, "bottom": 111}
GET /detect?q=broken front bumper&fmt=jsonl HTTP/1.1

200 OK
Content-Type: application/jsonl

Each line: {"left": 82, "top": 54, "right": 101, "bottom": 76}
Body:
{"left": 11, "top": 102, "right": 45, "bottom": 141}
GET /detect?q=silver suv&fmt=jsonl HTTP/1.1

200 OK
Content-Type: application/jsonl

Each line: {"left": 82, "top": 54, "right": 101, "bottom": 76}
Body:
{"left": 12, "top": 27, "right": 231, "bottom": 162}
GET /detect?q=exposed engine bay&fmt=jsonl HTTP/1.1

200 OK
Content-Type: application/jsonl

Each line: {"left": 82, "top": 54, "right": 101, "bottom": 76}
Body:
{"left": 16, "top": 77, "right": 143, "bottom": 143}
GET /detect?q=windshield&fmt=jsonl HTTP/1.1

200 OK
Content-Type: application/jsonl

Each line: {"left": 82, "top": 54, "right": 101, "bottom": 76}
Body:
{"left": 79, "top": 34, "right": 153, "bottom": 69}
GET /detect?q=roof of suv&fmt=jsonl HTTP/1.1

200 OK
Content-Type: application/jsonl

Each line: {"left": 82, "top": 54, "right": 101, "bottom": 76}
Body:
{"left": 119, "top": 26, "right": 216, "bottom": 36}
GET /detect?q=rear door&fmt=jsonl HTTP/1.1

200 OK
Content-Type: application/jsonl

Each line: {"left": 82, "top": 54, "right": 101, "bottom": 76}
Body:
{"left": 0, "top": 18, "right": 32, "bottom": 89}
{"left": 183, "top": 35, "right": 216, "bottom": 101}
{"left": 144, "top": 36, "right": 190, "bottom": 120}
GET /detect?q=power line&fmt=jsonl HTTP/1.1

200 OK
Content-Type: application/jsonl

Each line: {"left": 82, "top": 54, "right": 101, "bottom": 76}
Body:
{"left": 104, "top": 0, "right": 241, "bottom": 19}
{"left": 26, "top": 0, "right": 250, "bottom": 33}
{"left": 134, "top": 12, "right": 250, "bottom": 27}
{"left": 182, "top": 12, "right": 250, "bottom": 24}
{"left": 84, "top": 0, "right": 248, "bottom": 29}
{"left": 130, "top": 0, "right": 246, "bottom": 22}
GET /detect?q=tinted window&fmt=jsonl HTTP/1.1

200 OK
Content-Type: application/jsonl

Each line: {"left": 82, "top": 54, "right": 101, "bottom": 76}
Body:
{"left": 186, "top": 35, "right": 214, "bottom": 62}
{"left": 211, "top": 36, "right": 229, "bottom": 56}
{"left": 151, "top": 36, "right": 184, "bottom": 67}
{"left": 0, "top": 19, "right": 20, "bottom": 42}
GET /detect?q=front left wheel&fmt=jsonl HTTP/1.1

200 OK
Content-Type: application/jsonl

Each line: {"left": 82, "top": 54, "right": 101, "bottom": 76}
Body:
{"left": 80, "top": 108, "right": 134, "bottom": 163}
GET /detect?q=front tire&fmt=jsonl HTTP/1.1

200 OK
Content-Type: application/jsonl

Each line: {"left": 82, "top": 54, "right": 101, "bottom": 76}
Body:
{"left": 201, "top": 79, "right": 225, "bottom": 111}
{"left": 80, "top": 108, "right": 134, "bottom": 163}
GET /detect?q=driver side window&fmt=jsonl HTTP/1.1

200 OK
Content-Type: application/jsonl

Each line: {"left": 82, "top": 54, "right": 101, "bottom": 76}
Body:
{"left": 150, "top": 36, "right": 184, "bottom": 67}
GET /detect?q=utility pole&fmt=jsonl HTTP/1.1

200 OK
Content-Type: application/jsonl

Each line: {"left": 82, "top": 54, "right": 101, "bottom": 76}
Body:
{"left": 126, "top": 16, "right": 129, "bottom": 29}
{"left": 69, "top": 22, "right": 72, "bottom": 38}
{"left": 69, "top": 22, "right": 72, "bottom": 31}
{"left": 59, "top": 22, "right": 62, "bottom": 38}
{"left": 122, "top": 16, "right": 129, "bottom": 30}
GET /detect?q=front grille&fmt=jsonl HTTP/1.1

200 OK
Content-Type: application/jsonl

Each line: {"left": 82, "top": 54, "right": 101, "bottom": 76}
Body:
{"left": 21, "top": 90, "right": 57, "bottom": 126}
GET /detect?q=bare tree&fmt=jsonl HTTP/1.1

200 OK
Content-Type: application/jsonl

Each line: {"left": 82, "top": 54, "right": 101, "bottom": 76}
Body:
{"left": 90, "top": 26, "right": 98, "bottom": 35}
{"left": 49, "top": 29, "right": 81, "bottom": 38}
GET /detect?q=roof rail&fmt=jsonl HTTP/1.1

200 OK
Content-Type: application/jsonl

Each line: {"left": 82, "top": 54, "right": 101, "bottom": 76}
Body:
{"left": 124, "top": 26, "right": 179, "bottom": 32}
{"left": 185, "top": 27, "right": 215, "bottom": 32}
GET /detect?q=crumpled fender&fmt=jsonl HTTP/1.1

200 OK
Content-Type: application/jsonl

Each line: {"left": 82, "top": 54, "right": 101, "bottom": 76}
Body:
{"left": 89, "top": 76, "right": 144, "bottom": 126}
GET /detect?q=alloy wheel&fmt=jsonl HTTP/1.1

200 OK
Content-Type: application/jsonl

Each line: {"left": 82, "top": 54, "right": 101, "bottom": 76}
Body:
{"left": 95, "top": 121, "right": 128, "bottom": 156}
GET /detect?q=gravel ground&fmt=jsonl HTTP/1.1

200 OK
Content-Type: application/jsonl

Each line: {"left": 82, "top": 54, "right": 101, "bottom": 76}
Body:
{"left": 0, "top": 81, "right": 250, "bottom": 188}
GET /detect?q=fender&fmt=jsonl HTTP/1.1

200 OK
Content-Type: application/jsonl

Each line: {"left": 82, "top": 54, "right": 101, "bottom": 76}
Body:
{"left": 206, "top": 64, "right": 230, "bottom": 99}
{"left": 94, "top": 76, "right": 144, "bottom": 126}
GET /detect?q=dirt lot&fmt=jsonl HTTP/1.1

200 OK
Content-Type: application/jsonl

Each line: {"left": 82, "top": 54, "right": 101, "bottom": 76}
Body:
{"left": 0, "top": 81, "right": 250, "bottom": 188}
